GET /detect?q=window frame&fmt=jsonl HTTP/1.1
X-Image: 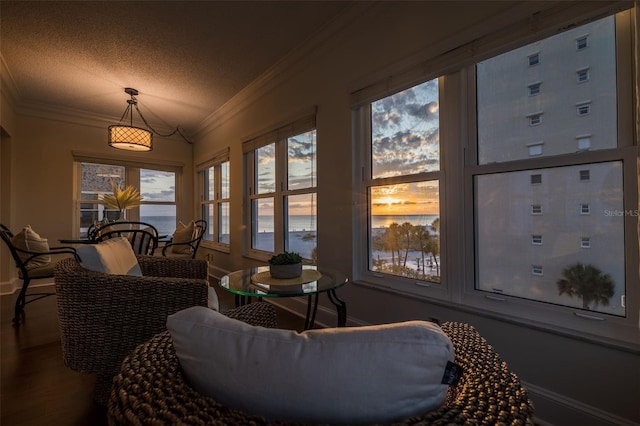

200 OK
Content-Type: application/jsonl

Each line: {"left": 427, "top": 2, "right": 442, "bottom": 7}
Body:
{"left": 353, "top": 75, "right": 449, "bottom": 299}
{"left": 352, "top": 6, "right": 638, "bottom": 345}
{"left": 577, "top": 68, "right": 590, "bottom": 83}
{"left": 243, "top": 113, "right": 317, "bottom": 261}
{"left": 72, "top": 153, "right": 183, "bottom": 239}
{"left": 528, "top": 82, "right": 542, "bottom": 96}
{"left": 197, "top": 148, "right": 231, "bottom": 252}
{"left": 463, "top": 9, "right": 637, "bottom": 343}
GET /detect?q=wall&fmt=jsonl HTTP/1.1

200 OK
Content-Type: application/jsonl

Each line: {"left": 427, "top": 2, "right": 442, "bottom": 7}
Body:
{"left": 0, "top": 78, "right": 18, "bottom": 288}
{"left": 195, "top": 2, "right": 639, "bottom": 425}
{"left": 0, "top": 106, "right": 194, "bottom": 293}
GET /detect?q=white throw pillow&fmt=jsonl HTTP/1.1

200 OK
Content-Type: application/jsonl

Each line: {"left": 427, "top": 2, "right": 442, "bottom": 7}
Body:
{"left": 76, "top": 237, "right": 142, "bottom": 276}
{"left": 11, "top": 225, "right": 51, "bottom": 270}
{"left": 207, "top": 286, "right": 219, "bottom": 311}
{"left": 171, "top": 221, "right": 194, "bottom": 254}
{"left": 167, "top": 306, "right": 454, "bottom": 424}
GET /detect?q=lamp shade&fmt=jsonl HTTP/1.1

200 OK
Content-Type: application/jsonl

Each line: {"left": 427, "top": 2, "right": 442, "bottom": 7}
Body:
{"left": 108, "top": 125, "right": 153, "bottom": 151}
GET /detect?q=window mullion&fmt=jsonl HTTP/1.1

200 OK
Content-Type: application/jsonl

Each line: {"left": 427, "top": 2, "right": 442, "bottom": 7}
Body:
{"left": 273, "top": 139, "right": 287, "bottom": 252}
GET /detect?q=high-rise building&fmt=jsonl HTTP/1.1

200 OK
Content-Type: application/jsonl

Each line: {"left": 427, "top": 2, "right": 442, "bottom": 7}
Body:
{"left": 475, "top": 15, "right": 625, "bottom": 316}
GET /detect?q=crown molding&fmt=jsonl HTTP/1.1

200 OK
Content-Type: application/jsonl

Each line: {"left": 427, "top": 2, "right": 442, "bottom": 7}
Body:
{"left": 1, "top": 54, "right": 20, "bottom": 112}
{"left": 1, "top": 64, "right": 185, "bottom": 143}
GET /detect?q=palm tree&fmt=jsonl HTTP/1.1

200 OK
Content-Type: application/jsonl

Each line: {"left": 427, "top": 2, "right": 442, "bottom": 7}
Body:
{"left": 399, "top": 222, "right": 413, "bottom": 267}
{"left": 556, "top": 262, "right": 615, "bottom": 310}
{"left": 431, "top": 217, "right": 440, "bottom": 234}
{"left": 413, "top": 225, "right": 429, "bottom": 279}
{"left": 384, "top": 223, "right": 401, "bottom": 266}
{"left": 424, "top": 237, "right": 440, "bottom": 276}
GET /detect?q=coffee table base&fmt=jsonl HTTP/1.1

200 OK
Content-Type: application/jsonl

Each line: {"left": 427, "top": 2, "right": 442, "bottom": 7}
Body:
{"left": 236, "top": 291, "right": 346, "bottom": 330}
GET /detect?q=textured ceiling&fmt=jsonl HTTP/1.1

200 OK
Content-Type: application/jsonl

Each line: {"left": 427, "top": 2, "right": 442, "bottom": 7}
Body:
{"left": 1, "top": 1, "right": 352, "bottom": 135}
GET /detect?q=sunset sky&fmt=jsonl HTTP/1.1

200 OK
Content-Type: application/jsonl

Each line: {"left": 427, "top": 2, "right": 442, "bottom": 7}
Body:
{"left": 254, "top": 79, "right": 441, "bottom": 218}
{"left": 370, "top": 78, "right": 440, "bottom": 216}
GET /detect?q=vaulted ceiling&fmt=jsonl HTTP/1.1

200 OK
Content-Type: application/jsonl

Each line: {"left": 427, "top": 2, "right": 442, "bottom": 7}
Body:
{"left": 1, "top": 1, "right": 354, "bottom": 137}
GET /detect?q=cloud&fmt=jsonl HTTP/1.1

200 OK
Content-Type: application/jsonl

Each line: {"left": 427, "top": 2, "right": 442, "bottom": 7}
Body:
{"left": 288, "top": 137, "right": 316, "bottom": 162}
{"left": 141, "top": 189, "right": 175, "bottom": 201}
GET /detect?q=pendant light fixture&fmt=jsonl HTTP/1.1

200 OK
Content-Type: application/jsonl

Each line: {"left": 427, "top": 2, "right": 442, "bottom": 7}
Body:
{"left": 108, "top": 88, "right": 192, "bottom": 151}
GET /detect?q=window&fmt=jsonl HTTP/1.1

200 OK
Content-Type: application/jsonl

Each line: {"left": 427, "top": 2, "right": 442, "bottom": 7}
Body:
{"left": 476, "top": 13, "right": 627, "bottom": 321}
{"left": 355, "top": 9, "right": 636, "bottom": 342}
{"left": 577, "top": 102, "right": 591, "bottom": 116}
{"left": 198, "top": 148, "right": 230, "bottom": 248}
{"left": 528, "top": 113, "right": 542, "bottom": 126}
{"left": 359, "top": 78, "right": 441, "bottom": 285}
{"left": 244, "top": 115, "right": 317, "bottom": 260}
{"left": 577, "top": 135, "right": 592, "bottom": 150}
{"left": 75, "top": 160, "right": 179, "bottom": 238}
{"left": 579, "top": 170, "right": 590, "bottom": 181}
{"left": 139, "top": 169, "right": 177, "bottom": 236}
{"left": 528, "top": 82, "right": 541, "bottom": 96}
{"left": 530, "top": 174, "right": 542, "bottom": 184}
{"left": 576, "top": 35, "right": 588, "bottom": 50}
{"left": 577, "top": 68, "right": 590, "bottom": 83}
{"left": 527, "top": 143, "right": 543, "bottom": 156}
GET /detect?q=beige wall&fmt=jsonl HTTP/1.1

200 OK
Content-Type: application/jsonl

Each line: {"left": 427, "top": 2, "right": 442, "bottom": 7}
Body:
{"left": 0, "top": 105, "right": 194, "bottom": 291}
{"left": 195, "top": 2, "right": 639, "bottom": 425}
{"left": 0, "top": 84, "right": 18, "bottom": 285}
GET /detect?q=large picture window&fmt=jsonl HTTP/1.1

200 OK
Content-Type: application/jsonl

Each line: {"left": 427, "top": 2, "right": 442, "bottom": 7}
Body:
{"left": 473, "top": 14, "right": 627, "bottom": 317}
{"left": 354, "top": 8, "right": 637, "bottom": 342}
{"left": 244, "top": 115, "right": 317, "bottom": 261}
{"left": 77, "top": 161, "right": 178, "bottom": 238}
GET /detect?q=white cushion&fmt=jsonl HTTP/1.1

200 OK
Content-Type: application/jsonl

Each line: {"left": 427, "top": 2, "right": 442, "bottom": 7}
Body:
{"left": 76, "top": 237, "right": 142, "bottom": 276}
{"left": 207, "top": 286, "right": 219, "bottom": 311}
{"left": 11, "top": 225, "right": 51, "bottom": 270}
{"left": 167, "top": 306, "right": 454, "bottom": 424}
{"left": 171, "top": 221, "right": 194, "bottom": 254}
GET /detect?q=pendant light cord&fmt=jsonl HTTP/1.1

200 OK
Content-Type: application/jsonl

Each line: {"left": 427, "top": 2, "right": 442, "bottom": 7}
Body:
{"left": 119, "top": 91, "right": 193, "bottom": 144}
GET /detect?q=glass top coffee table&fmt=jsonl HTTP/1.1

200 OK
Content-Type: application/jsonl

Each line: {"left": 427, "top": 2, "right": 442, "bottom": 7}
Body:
{"left": 219, "top": 265, "right": 348, "bottom": 329}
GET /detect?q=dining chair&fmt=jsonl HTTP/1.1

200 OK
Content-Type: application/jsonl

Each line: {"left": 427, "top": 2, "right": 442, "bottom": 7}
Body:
{"left": 0, "top": 224, "right": 77, "bottom": 324}
{"left": 95, "top": 221, "right": 159, "bottom": 255}
{"left": 162, "top": 219, "right": 207, "bottom": 259}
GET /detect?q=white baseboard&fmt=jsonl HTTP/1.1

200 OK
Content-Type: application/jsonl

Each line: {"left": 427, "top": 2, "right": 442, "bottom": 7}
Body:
{"left": 0, "top": 279, "right": 17, "bottom": 295}
{"left": 525, "top": 381, "right": 639, "bottom": 426}
{"left": 0, "top": 279, "right": 54, "bottom": 296}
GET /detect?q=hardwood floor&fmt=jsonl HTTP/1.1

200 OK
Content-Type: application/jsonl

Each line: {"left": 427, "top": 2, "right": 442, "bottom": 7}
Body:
{"left": 1, "top": 283, "right": 305, "bottom": 426}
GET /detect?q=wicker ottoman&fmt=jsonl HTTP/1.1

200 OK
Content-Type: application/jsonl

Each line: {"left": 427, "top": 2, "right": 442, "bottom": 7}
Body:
{"left": 108, "top": 321, "right": 534, "bottom": 425}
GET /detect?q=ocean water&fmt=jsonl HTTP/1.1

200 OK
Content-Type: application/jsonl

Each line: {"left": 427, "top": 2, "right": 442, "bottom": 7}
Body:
{"left": 255, "top": 215, "right": 439, "bottom": 233}
{"left": 140, "top": 215, "right": 439, "bottom": 254}
{"left": 141, "top": 216, "right": 178, "bottom": 236}
{"left": 371, "top": 214, "right": 439, "bottom": 229}
{"left": 141, "top": 215, "right": 439, "bottom": 236}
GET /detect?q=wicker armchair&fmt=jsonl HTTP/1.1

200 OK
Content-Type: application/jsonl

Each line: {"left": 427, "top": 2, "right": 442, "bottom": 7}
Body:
{"left": 54, "top": 256, "right": 276, "bottom": 406}
{"left": 108, "top": 322, "right": 534, "bottom": 425}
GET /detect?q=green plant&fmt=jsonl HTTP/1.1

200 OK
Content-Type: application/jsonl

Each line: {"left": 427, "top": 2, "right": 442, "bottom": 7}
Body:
{"left": 556, "top": 262, "right": 615, "bottom": 310}
{"left": 268, "top": 251, "right": 303, "bottom": 265}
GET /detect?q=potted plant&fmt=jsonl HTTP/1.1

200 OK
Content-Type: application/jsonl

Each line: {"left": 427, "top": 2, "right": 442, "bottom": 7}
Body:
{"left": 99, "top": 179, "right": 143, "bottom": 220}
{"left": 268, "top": 251, "right": 303, "bottom": 279}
